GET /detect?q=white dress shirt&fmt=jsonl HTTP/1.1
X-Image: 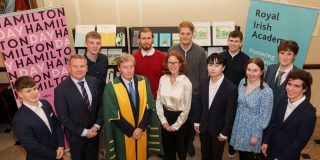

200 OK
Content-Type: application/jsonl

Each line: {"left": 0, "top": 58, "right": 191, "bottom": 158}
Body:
{"left": 209, "top": 75, "right": 224, "bottom": 109}
{"left": 156, "top": 75, "right": 192, "bottom": 130}
{"left": 141, "top": 48, "right": 155, "bottom": 57}
{"left": 283, "top": 96, "right": 306, "bottom": 121}
{"left": 121, "top": 76, "right": 135, "bottom": 92}
{"left": 275, "top": 64, "right": 294, "bottom": 85}
{"left": 24, "top": 101, "right": 52, "bottom": 133}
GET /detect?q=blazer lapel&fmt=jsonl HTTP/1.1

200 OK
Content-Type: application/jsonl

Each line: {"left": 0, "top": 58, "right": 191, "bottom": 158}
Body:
{"left": 22, "top": 105, "right": 52, "bottom": 134}
{"left": 270, "top": 65, "right": 280, "bottom": 85}
{"left": 41, "top": 103, "right": 54, "bottom": 133}
{"left": 203, "top": 78, "right": 210, "bottom": 111}
{"left": 282, "top": 100, "right": 306, "bottom": 125}
{"left": 209, "top": 78, "right": 225, "bottom": 110}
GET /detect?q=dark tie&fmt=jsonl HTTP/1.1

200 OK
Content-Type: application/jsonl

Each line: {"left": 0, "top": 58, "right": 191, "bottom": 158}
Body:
{"left": 78, "top": 81, "right": 91, "bottom": 110}
{"left": 275, "top": 71, "right": 285, "bottom": 86}
{"left": 129, "top": 81, "right": 136, "bottom": 108}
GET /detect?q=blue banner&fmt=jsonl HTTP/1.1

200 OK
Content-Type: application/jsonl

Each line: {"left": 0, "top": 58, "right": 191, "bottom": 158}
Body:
{"left": 243, "top": 0, "right": 319, "bottom": 69}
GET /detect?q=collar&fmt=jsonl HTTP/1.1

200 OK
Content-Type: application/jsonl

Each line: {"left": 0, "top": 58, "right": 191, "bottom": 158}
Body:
{"left": 228, "top": 50, "right": 240, "bottom": 58}
{"left": 70, "top": 76, "right": 86, "bottom": 84}
{"left": 141, "top": 48, "right": 155, "bottom": 57}
{"left": 180, "top": 42, "right": 193, "bottom": 52}
{"left": 24, "top": 101, "right": 43, "bottom": 112}
{"left": 278, "top": 63, "right": 294, "bottom": 74}
{"left": 288, "top": 96, "right": 306, "bottom": 107}
{"left": 121, "top": 75, "right": 134, "bottom": 86}
{"left": 210, "top": 74, "right": 224, "bottom": 86}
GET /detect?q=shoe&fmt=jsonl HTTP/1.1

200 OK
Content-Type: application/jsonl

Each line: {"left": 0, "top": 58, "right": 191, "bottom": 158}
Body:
{"left": 228, "top": 147, "right": 236, "bottom": 157}
{"left": 187, "top": 144, "right": 195, "bottom": 157}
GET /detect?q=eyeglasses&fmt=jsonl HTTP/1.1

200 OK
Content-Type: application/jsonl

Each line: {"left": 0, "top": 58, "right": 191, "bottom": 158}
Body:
{"left": 167, "top": 61, "right": 180, "bottom": 65}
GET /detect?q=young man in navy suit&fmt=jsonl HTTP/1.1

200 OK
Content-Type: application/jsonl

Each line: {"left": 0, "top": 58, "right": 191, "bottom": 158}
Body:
{"left": 54, "top": 54, "right": 102, "bottom": 160}
{"left": 262, "top": 70, "right": 316, "bottom": 160}
{"left": 194, "top": 53, "right": 238, "bottom": 160}
{"left": 12, "top": 76, "right": 64, "bottom": 160}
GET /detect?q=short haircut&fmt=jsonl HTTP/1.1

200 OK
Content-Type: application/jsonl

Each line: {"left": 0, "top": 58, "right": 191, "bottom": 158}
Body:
{"left": 14, "top": 76, "right": 36, "bottom": 92}
{"left": 244, "top": 58, "right": 265, "bottom": 89}
{"left": 286, "top": 70, "right": 312, "bottom": 92}
{"left": 138, "top": 27, "right": 154, "bottom": 38}
{"left": 178, "top": 21, "right": 194, "bottom": 33}
{"left": 207, "top": 53, "right": 227, "bottom": 66}
{"left": 68, "top": 54, "right": 87, "bottom": 65}
{"left": 117, "top": 53, "right": 136, "bottom": 67}
{"left": 163, "top": 50, "right": 187, "bottom": 75}
{"left": 278, "top": 40, "right": 299, "bottom": 55}
{"left": 228, "top": 30, "right": 243, "bottom": 41}
{"left": 85, "top": 31, "right": 101, "bottom": 42}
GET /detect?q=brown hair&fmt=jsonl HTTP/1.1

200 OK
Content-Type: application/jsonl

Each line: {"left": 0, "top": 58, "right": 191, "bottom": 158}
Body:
{"left": 277, "top": 40, "right": 299, "bottom": 55}
{"left": 163, "top": 50, "right": 187, "bottom": 75}
{"left": 244, "top": 58, "right": 265, "bottom": 89}
{"left": 138, "top": 27, "right": 154, "bottom": 38}
{"left": 14, "top": 76, "right": 36, "bottom": 91}
{"left": 178, "top": 21, "right": 194, "bottom": 33}
{"left": 116, "top": 53, "right": 136, "bottom": 67}
{"left": 228, "top": 30, "right": 243, "bottom": 41}
{"left": 286, "top": 70, "right": 312, "bottom": 93}
{"left": 85, "top": 31, "right": 101, "bottom": 42}
{"left": 68, "top": 54, "right": 87, "bottom": 65}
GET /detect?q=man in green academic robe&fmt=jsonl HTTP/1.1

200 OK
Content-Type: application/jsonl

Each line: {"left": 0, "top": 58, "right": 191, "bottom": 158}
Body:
{"left": 103, "top": 53, "right": 163, "bottom": 160}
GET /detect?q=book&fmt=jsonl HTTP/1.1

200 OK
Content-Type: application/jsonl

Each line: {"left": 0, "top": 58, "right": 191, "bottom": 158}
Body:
{"left": 192, "top": 22, "right": 211, "bottom": 46}
{"left": 77, "top": 48, "right": 86, "bottom": 55}
{"left": 212, "top": 21, "right": 235, "bottom": 46}
{"left": 97, "top": 24, "right": 117, "bottom": 47}
{"left": 159, "top": 33, "right": 171, "bottom": 47}
{"left": 107, "top": 48, "right": 122, "bottom": 65}
{"left": 74, "top": 25, "right": 95, "bottom": 47}
{"left": 132, "top": 30, "right": 139, "bottom": 47}
{"left": 153, "top": 33, "right": 159, "bottom": 47}
{"left": 116, "top": 32, "right": 126, "bottom": 47}
{"left": 172, "top": 33, "right": 180, "bottom": 46}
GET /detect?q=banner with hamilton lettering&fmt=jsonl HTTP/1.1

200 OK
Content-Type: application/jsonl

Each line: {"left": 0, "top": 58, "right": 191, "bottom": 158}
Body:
{"left": 0, "top": 6, "right": 71, "bottom": 109}
{"left": 243, "top": 0, "right": 319, "bottom": 69}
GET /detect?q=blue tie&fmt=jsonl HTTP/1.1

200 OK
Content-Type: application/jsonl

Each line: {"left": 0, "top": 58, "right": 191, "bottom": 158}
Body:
{"left": 129, "top": 81, "right": 136, "bottom": 108}
{"left": 78, "top": 81, "right": 91, "bottom": 110}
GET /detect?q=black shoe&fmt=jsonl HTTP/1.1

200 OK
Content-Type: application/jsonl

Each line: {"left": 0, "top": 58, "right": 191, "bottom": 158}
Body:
{"left": 188, "top": 144, "right": 195, "bottom": 157}
{"left": 228, "top": 147, "right": 236, "bottom": 157}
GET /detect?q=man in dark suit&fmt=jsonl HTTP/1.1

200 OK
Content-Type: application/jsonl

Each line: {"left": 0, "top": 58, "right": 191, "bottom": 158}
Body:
{"left": 261, "top": 70, "right": 316, "bottom": 160}
{"left": 194, "top": 53, "right": 238, "bottom": 160}
{"left": 12, "top": 76, "right": 64, "bottom": 160}
{"left": 265, "top": 40, "right": 302, "bottom": 110}
{"left": 54, "top": 54, "right": 102, "bottom": 160}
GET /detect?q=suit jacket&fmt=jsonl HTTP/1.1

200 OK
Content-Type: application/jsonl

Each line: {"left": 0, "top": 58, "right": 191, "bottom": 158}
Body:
{"left": 54, "top": 76, "right": 102, "bottom": 142}
{"left": 12, "top": 99, "right": 64, "bottom": 160}
{"left": 195, "top": 77, "right": 238, "bottom": 137}
{"left": 263, "top": 98, "right": 316, "bottom": 160}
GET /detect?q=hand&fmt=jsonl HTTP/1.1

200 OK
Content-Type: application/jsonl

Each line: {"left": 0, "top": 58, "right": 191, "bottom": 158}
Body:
{"left": 56, "top": 147, "right": 64, "bottom": 159}
{"left": 194, "top": 126, "right": 200, "bottom": 134}
{"left": 133, "top": 128, "right": 142, "bottom": 139}
{"left": 168, "top": 126, "right": 176, "bottom": 132}
{"left": 162, "top": 123, "right": 171, "bottom": 132}
{"left": 250, "top": 136, "right": 258, "bottom": 146}
{"left": 261, "top": 143, "right": 268, "bottom": 157}
{"left": 217, "top": 135, "right": 227, "bottom": 142}
{"left": 86, "top": 128, "right": 97, "bottom": 138}
{"left": 91, "top": 125, "right": 98, "bottom": 132}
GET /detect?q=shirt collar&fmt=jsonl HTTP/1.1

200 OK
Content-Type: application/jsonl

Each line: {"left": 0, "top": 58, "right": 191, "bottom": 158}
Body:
{"left": 121, "top": 75, "right": 134, "bottom": 86}
{"left": 210, "top": 74, "right": 224, "bottom": 87}
{"left": 228, "top": 50, "right": 240, "bottom": 58}
{"left": 288, "top": 96, "right": 306, "bottom": 108}
{"left": 180, "top": 42, "right": 193, "bottom": 52}
{"left": 70, "top": 76, "right": 86, "bottom": 84}
{"left": 24, "top": 101, "right": 43, "bottom": 112}
{"left": 278, "top": 64, "right": 294, "bottom": 74}
{"left": 141, "top": 48, "right": 155, "bottom": 57}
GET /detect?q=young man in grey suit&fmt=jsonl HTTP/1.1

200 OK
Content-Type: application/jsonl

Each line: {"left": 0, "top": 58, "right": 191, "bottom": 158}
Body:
{"left": 54, "top": 54, "right": 102, "bottom": 160}
{"left": 262, "top": 70, "right": 316, "bottom": 160}
{"left": 12, "top": 76, "right": 64, "bottom": 160}
{"left": 194, "top": 53, "right": 238, "bottom": 160}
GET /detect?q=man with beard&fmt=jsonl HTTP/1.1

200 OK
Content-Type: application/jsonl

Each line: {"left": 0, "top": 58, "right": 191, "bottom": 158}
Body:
{"left": 133, "top": 27, "right": 166, "bottom": 99}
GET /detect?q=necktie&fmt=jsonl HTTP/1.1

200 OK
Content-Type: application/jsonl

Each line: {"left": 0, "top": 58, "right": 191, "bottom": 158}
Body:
{"left": 275, "top": 71, "right": 285, "bottom": 86}
{"left": 78, "top": 81, "right": 91, "bottom": 110}
{"left": 129, "top": 81, "right": 136, "bottom": 108}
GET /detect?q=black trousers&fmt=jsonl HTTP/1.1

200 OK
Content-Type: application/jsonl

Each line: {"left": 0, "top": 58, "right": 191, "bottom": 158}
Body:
{"left": 188, "top": 96, "right": 200, "bottom": 149}
{"left": 200, "top": 131, "right": 225, "bottom": 160}
{"left": 162, "top": 108, "right": 190, "bottom": 160}
{"left": 239, "top": 151, "right": 255, "bottom": 160}
{"left": 69, "top": 135, "right": 99, "bottom": 160}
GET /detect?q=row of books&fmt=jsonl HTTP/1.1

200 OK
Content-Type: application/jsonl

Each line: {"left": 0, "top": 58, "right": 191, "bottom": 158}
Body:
{"left": 74, "top": 24, "right": 125, "bottom": 47}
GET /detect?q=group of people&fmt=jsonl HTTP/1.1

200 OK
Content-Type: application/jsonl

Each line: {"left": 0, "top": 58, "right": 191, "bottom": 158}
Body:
{"left": 11, "top": 20, "right": 316, "bottom": 160}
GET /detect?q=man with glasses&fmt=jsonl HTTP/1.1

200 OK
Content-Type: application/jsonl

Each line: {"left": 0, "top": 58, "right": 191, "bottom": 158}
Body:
{"left": 133, "top": 27, "right": 166, "bottom": 99}
{"left": 261, "top": 70, "right": 316, "bottom": 160}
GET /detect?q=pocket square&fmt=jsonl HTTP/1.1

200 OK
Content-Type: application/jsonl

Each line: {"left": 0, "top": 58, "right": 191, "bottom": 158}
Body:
{"left": 50, "top": 112, "right": 53, "bottom": 117}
